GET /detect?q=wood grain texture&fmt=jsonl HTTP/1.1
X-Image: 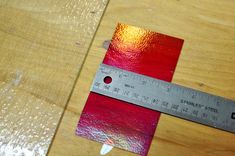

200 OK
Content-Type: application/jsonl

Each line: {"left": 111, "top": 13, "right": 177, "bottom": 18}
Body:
{"left": 49, "top": 0, "right": 235, "bottom": 155}
{"left": 0, "top": 0, "right": 107, "bottom": 155}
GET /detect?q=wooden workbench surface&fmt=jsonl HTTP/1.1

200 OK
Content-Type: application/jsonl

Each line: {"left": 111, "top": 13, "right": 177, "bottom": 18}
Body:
{"left": 0, "top": 0, "right": 107, "bottom": 155}
{"left": 49, "top": 0, "right": 235, "bottom": 156}
{"left": 1, "top": 0, "right": 235, "bottom": 156}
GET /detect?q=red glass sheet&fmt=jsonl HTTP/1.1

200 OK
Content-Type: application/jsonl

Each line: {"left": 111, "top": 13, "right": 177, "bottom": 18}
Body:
{"left": 76, "top": 23, "right": 184, "bottom": 155}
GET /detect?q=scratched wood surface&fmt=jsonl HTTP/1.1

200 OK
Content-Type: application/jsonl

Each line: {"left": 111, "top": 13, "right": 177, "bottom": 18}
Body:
{"left": 0, "top": 0, "right": 107, "bottom": 155}
{"left": 49, "top": 0, "right": 235, "bottom": 156}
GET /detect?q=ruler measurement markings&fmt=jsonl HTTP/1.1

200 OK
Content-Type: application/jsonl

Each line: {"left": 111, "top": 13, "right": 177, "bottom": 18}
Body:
{"left": 91, "top": 64, "right": 235, "bottom": 133}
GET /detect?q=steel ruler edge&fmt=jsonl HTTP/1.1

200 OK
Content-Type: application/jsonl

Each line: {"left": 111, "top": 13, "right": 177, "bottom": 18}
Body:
{"left": 90, "top": 63, "right": 235, "bottom": 134}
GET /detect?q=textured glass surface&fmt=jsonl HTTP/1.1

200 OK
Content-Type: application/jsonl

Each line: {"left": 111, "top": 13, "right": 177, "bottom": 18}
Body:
{"left": 0, "top": 0, "right": 108, "bottom": 155}
{"left": 76, "top": 24, "right": 184, "bottom": 156}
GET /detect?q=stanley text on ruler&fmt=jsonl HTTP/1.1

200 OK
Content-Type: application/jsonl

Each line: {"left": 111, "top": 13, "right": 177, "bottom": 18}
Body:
{"left": 91, "top": 64, "right": 235, "bottom": 134}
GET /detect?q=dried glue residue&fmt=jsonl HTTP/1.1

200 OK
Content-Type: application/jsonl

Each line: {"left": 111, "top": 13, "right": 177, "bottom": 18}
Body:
{"left": 100, "top": 144, "right": 114, "bottom": 155}
{"left": 102, "top": 40, "right": 111, "bottom": 50}
{"left": 0, "top": 71, "right": 62, "bottom": 156}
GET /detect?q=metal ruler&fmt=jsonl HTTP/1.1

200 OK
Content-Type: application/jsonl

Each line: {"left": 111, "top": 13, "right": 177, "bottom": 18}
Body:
{"left": 91, "top": 64, "right": 235, "bottom": 134}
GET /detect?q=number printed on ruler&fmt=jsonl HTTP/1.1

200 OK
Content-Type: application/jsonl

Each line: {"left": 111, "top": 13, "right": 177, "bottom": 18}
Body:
{"left": 91, "top": 64, "right": 235, "bottom": 134}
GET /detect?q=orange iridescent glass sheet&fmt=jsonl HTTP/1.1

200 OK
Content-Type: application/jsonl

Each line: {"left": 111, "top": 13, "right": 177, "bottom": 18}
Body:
{"left": 76, "top": 24, "right": 184, "bottom": 156}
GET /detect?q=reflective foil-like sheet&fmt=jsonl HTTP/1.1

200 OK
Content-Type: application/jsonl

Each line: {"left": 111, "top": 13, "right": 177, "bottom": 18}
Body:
{"left": 76, "top": 23, "right": 184, "bottom": 155}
